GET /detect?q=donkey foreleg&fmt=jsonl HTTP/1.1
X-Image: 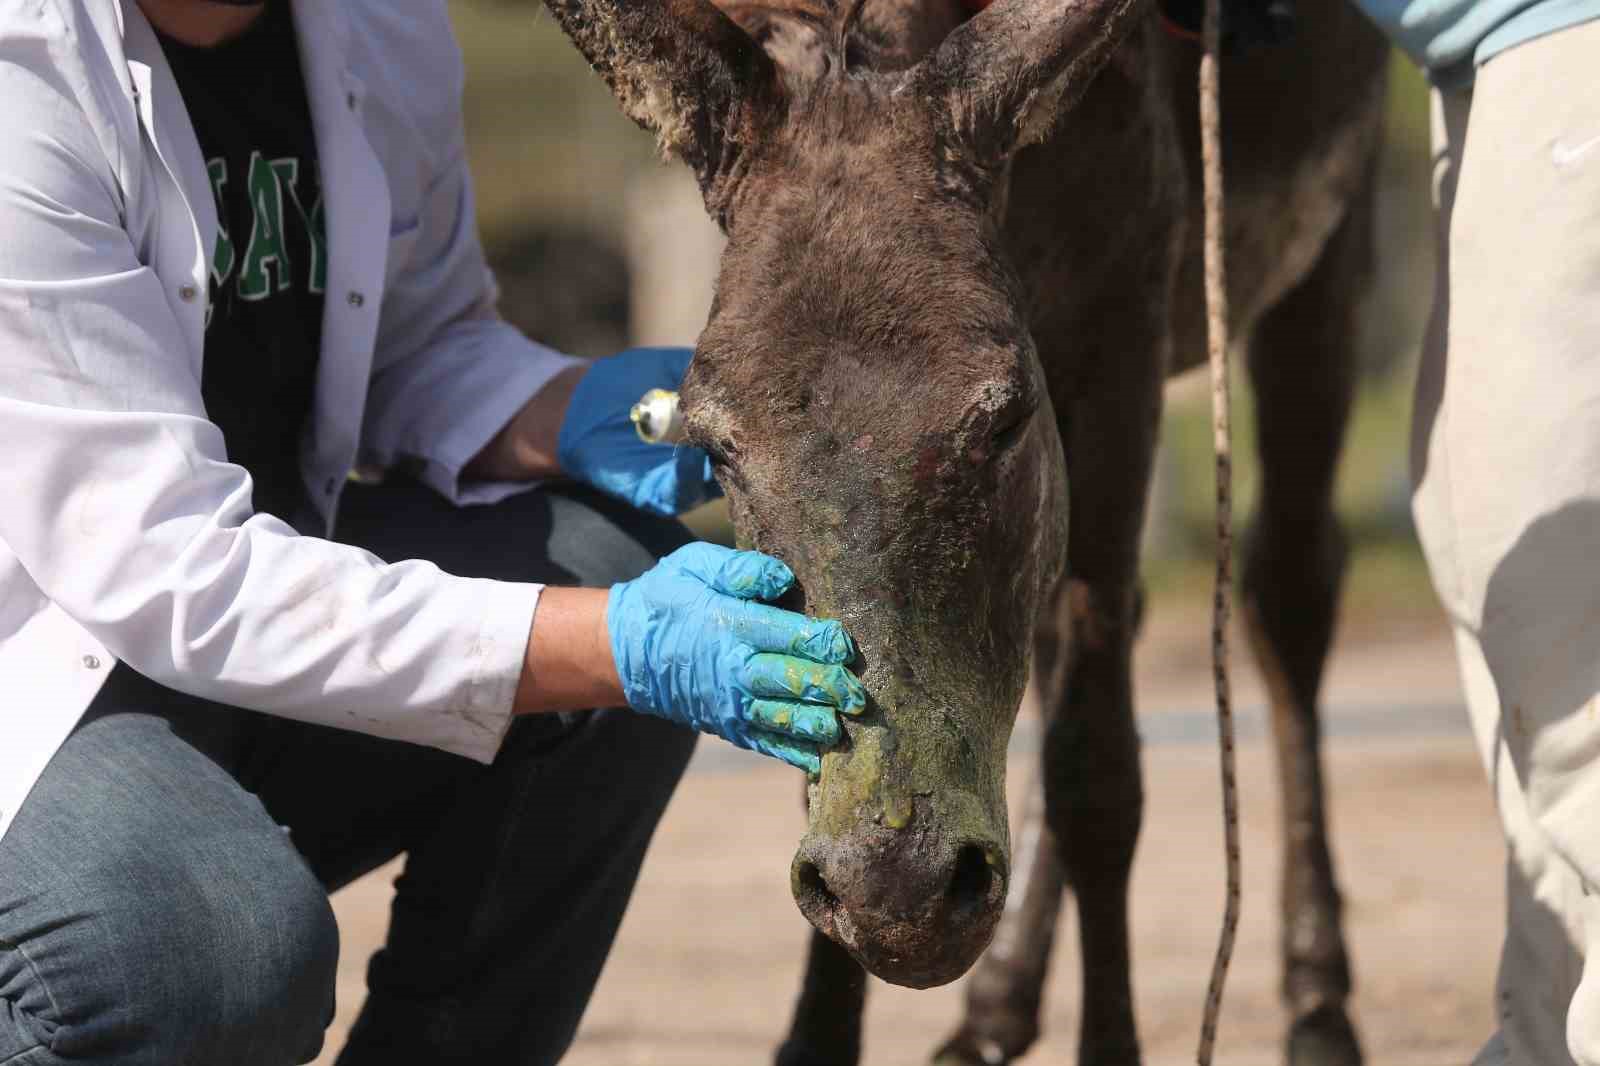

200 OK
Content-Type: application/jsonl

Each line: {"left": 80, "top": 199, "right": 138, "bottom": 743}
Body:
{"left": 776, "top": 928, "right": 869, "bottom": 1066}
{"left": 1044, "top": 574, "right": 1147, "bottom": 1066}
{"left": 1243, "top": 163, "right": 1374, "bottom": 1066}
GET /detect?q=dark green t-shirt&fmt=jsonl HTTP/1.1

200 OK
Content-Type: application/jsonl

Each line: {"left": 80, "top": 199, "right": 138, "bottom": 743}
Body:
{"left": 158, "top": 1, "right": 326, "bottom": 521}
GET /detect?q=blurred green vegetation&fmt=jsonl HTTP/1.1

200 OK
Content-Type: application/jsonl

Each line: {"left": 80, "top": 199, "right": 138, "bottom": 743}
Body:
{"left": 450, "top": 3, "right": 1446, "bottom": 631}
{"left": 1153, "top": 54, "right": 1438, "bottom": 628}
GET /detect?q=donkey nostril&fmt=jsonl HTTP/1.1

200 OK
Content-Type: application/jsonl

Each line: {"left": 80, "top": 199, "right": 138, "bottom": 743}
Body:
{"left": 947, "top": 844, "right": 996, "bottom": 910}
{"left": 796, "top": 860, "right": 839, "bottom": 914}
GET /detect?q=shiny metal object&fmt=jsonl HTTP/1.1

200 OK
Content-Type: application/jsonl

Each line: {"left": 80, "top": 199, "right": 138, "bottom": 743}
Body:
{"left": 630, "top": 388, "right": 686, "bottom": 445}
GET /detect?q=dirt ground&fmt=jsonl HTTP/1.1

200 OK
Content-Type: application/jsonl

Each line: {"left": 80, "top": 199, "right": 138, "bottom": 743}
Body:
{"left": 315, "top": 615, "right": 1505, "bottom": 1066}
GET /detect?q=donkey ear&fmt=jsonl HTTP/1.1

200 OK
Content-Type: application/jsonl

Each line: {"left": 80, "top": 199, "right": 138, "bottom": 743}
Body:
{"left": 543, "top": 0, "right": 784, "bottom": 213}
{"left": 914, "top": 0, "right": 1145, "bottom": 170}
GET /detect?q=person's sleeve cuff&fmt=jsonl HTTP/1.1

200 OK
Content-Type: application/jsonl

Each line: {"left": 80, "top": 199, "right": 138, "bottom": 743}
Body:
{"left": 429, "top": 577, "right": 543, "bottom": 764}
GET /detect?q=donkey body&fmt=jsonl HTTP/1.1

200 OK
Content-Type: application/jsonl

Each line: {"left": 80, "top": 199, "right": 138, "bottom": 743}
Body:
{"left": 542, "top": 0, "right": 1387, "bottom": 1061}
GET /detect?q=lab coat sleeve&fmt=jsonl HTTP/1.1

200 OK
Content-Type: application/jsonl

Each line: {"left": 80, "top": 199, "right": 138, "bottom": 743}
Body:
{"left": 0, "top": 47, "right": 535, "bottom": 763}
{"left": 360, "top": 105, "right": 585, "bottom": 506}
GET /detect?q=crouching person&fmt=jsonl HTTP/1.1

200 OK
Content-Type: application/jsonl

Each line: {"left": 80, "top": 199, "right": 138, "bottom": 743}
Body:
{"left": 0, "top": 2, "right": 863, "bottom": 1064}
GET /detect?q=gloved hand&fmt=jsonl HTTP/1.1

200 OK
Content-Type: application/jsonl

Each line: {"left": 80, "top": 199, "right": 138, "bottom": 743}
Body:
{"left": 557, "top": 347, "right": 721, "bottom": 516}
{"left": 608, "top": 543, "right": 866, "bottom": 773}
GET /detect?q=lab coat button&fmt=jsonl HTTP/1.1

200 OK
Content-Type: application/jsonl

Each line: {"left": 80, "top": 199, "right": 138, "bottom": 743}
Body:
{"left": 347, "top": 91, "right": 358, "bottom": 111}
{"left": 324, "top": 477, "right": 337, "bottom": 494}
{"left": 82, "top": 655, "right": 100, "bottom": 670}
{"left": 178, "top": 283, "right": 199, "bottom": 303}
{"left": 347, "top": 291, "right": 365, "bottom": 308}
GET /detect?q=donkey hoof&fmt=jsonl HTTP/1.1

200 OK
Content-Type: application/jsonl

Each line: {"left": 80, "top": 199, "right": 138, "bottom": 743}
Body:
{"left": 930, "top": 1027, "right": 1015, "bottom": 1066}
{"left": 1287, "top": 1005, "right": 1362, "bottom": 1066}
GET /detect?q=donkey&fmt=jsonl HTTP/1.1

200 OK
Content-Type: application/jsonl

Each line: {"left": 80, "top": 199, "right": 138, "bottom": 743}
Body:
{"left": 539, "top": 0, "right": 1388, "bottom": 1062}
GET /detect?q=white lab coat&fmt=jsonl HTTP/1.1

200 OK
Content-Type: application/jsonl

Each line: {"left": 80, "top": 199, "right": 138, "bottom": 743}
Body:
{"left": 0, "top": 0, "right": 583, "bottom": 843}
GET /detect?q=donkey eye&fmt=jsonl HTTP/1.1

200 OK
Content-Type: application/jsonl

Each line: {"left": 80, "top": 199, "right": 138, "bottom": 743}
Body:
{"left": 990, "top": 405, "right": 1035, "bottom": 455}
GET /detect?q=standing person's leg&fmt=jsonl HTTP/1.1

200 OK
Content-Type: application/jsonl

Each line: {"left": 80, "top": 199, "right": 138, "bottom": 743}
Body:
{"left": 255, "top": 478, "right": 700, "bottom": 1065}
{"left": 0, "top": 688, "right": 339, "bottom": 1066}
{"left": 1414, "top": 79, "right": 1585, "bottom": 1066}
{"left": 1410, "top": 20, "right": 1600, "bottom": 1066}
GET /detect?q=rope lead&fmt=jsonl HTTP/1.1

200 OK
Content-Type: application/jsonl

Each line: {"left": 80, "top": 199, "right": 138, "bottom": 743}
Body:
{"left": 1195, "top": 0, "right": 1240, "bottom": 1059}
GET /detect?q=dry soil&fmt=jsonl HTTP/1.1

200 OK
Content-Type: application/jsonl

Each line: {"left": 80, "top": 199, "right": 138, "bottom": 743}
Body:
{"left": 316, "top": 619, "right": 1503, "bottom": 1066}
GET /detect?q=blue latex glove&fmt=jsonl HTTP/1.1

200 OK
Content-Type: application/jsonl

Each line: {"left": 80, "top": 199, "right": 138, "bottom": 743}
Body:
{"left": 608, "top": 543, "right": 867, "bottom": 772}
{"left": 557, "top": 347, "right": 721, "bottom": 516}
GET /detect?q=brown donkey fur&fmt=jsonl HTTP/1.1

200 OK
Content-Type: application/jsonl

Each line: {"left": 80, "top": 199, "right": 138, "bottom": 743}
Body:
{"left": 540, "top": 0, "right": 1388, "bottom": 1061}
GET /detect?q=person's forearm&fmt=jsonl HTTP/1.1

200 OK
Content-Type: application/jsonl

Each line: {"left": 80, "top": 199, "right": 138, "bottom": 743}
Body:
{"left": 515, "top": 586, "right": 626, "bottom": 715}
{"left": 465, "top": 364, "right": 586, "bottom": 482}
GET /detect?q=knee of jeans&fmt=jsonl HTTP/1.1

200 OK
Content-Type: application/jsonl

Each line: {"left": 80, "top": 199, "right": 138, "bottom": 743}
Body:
{"left": 618, "top": 711, "right": 698, "bottom": 799}
{"left": 577, "top": 530, "right": 686, "bottom": 589}
{"left": 69, "top": 835, "right": 338, "bottom": 1066}
{"left": 545, "top": 493, "right": 694, "bottom": 589}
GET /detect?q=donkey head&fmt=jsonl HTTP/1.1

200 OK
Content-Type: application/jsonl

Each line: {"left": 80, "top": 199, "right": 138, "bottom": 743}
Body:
{"left": 544, "top": 0, "right": 1139, "bottom": 988}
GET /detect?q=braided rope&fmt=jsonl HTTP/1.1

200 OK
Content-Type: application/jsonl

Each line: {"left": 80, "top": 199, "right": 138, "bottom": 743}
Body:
{"left": 1194, "top": 0, "right": 1239, "bottom": 1061}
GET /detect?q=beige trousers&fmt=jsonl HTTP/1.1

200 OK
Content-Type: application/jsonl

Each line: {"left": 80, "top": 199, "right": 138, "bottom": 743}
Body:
{"left": 1410, "top": 19, "right": 1600, "bottom": 1066}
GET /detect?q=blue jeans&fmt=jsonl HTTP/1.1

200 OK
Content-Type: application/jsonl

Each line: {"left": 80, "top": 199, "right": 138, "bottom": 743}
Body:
{"left": 0, "top": 480, "right": 696, "bottom": 1066}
